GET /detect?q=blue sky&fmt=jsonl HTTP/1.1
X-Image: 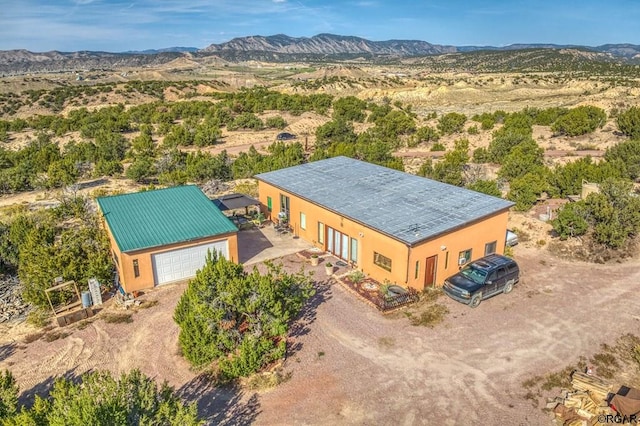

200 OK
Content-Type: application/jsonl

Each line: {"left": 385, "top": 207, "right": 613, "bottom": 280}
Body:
{"left": 1, "top": 0, "right": 638, "bottom": 52}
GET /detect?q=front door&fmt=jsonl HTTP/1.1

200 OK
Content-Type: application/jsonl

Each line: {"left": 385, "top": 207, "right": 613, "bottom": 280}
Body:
{"left": 424, "top": 255, "right": 437, "bottom": 288}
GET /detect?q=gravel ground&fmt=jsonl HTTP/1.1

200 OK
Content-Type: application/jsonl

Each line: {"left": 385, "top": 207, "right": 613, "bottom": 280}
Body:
{"left": 1, "top": 246, "right": 639, "bottom": 425}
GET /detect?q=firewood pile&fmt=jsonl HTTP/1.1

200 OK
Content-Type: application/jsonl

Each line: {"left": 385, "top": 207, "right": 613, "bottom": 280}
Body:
{"left": 551, "top": 371, "right": 615, "bottom": 425}
{"left": 0, "top": 275, "right": 29, "bottom": 323}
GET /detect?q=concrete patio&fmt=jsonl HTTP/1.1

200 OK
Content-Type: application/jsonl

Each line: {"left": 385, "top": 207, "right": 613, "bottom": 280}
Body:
{"left": 237, "top": 224, "right": 312, "bottom": 265}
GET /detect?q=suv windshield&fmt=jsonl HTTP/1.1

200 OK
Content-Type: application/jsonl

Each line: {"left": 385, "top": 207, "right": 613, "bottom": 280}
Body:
{"left": 460, "top": 265, "right": 488, "bottom": 284}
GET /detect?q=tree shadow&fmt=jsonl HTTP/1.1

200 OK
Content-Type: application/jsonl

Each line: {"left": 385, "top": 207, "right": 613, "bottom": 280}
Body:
{"left": 177, "top": 373, "right": 261, "bottom": 425}
{"left": 18, "top": 367, "right": 83, "bottom": 408}
{"left": 286, "top": 278, "right": 332, "bottom": 357}
{"left": 0, "top": 342, "right": 16, "bottom": 362}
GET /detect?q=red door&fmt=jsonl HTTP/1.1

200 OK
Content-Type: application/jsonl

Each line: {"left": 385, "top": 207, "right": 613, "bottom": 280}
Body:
{"left": 424, "top": 255, "right": 437, "bottom": 288}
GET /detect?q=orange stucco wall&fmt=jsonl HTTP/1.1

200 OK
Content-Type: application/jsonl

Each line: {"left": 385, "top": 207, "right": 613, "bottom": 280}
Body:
{"left": 258, "top": 180, "right": 510, "bottom": 290}
{"left": 103, "top": 222, "right": 238, "bottom": 292}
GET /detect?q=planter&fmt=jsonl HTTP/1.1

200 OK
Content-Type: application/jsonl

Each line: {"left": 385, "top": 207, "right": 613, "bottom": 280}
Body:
{"left": 310, "top": 255, "right": 319, "bottom": 266}
{"left": 324, "top": 263, "right": 333, "bottom": 275}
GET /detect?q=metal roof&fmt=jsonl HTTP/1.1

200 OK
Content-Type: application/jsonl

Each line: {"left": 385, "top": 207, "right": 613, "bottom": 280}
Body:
{"left": 97, "top": 185, "right": 237, "bottom": 253}
{"left": 255, "top": 156, "right": 514, "bottom": 246}
{"left": 212, "top": 193, "right": 260, "bottom": 211}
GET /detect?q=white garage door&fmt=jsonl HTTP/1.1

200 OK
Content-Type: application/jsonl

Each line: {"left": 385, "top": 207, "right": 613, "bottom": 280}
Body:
{"left": 152, "top": 240, "right": 228, "bottom": 286}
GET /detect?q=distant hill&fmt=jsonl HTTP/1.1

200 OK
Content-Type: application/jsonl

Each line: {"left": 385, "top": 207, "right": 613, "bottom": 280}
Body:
{"left": 200, "top": 33, "right": 456, "bottom": 56}
{"left": 0, "top": 33, "right": 639, "bottom": 75}
{"left": 124, "top": 47, "right": 199, "bottom": 54}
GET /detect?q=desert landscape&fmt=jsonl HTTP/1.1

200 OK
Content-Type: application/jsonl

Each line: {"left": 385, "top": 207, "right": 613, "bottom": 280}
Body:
{"left": 1, "top": 35, "right": 640, "bottom": 425}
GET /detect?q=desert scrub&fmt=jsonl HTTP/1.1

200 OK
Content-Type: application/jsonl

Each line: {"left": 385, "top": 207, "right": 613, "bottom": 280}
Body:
{"left": 102, "top": 312, "right": 133, "bottom": 324}
{"left": 406, "top": 303, "right": 449, "bottom": 328}
{"left": 26, "top": 309, "right": 49, "bottom": 328}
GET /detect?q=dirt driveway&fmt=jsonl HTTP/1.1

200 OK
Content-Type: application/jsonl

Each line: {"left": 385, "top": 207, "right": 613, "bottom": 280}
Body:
{"left": 1, "top": 246, "right": 639, "bottom": 425}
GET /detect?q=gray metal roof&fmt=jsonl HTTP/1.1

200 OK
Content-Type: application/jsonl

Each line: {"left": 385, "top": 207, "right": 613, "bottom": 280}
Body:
{"left": 255, "top": 156, "right": 514, "bottom": 246}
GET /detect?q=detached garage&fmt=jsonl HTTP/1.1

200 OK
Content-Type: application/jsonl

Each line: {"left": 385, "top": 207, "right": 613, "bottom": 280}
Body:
{"left": 97, "top": 185, "right": 238, "bottom": 293}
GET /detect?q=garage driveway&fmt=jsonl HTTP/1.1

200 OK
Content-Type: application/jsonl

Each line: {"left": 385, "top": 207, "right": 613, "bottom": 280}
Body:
{"left": 251, "top": 247, "right": 640, "bottom": 425}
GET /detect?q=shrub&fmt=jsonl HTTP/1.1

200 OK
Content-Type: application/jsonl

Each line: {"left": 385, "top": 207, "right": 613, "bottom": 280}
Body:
{"left": 437, "top": 112, "right": 467, "bottom": 135}
{"left": 174, "top": 253, "right": 314, "bottom": 378}
{"left": 551, "top": 105, "right": 606, "bottom": 136}
{"left": 430, "top": 142, "right": 446, "bottom": 151}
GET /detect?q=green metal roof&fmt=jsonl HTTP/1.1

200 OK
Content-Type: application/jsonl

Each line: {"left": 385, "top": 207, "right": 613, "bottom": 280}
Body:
{"left": 97, "top": 185, "right": 237, "bottom": 252}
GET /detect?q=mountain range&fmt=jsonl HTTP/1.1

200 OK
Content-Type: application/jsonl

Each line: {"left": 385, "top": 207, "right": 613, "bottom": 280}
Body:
{"left": 1, "top": 33, "right": 639, "bottom": 75}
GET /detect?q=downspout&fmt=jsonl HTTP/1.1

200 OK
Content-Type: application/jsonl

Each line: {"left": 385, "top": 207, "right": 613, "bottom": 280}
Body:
{"left": 405, "top": 245, "right": 411, "bottom": 285}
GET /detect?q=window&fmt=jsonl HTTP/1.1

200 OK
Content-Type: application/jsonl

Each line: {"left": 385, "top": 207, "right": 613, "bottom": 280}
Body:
{"left": 444, "top": 251, "right": 449, "bottom": 269}
{"left": 458, "top": 249, "right": 472, "bottom": 266}
{"left": 374, "top": 252, "right": 392, "bottom": 272}
{"left": 112, "top": 250, "right": 119, "bottom": 266}
{"left": 133, "top": 259, "right": 140, "bottom": 278}
{"left": 300, "top": 212, "right": 306, "bottom": 230}
{"left": 318, "top": 222, "right": 325, "bottom": 244}
{"left": 485, "top": 241, "right": 497, "bottom": 255}
{"left": 350, "top": 238, "right": 358, "bottom": 263}
{"left": 414, "top": 260, "right": 420, "bottom": 279}
{"left": 279, "top": 194, "right": 290, "bottom": 214}
{"left": 267, "top": 196, "right": 272, "bottom": 212}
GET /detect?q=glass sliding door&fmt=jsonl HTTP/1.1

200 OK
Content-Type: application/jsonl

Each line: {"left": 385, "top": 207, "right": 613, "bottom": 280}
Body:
{"left": 341, "top": 234, "right": 349, "bottom": 259}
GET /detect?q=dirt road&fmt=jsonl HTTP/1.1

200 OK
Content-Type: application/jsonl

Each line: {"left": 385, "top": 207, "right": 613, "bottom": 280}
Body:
{"left": 254, "top": 247, "right": 640, "bottom": 425}
{"left": 1, "top": 247, "right": 639, "bottom": 425}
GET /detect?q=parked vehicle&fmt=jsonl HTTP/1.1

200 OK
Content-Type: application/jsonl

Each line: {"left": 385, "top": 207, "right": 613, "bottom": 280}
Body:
{"left": 276, "top": 132, "right": 297, "bottom": 140}
{"left": 443, "top": 254, "right": 520, "bottom": 308}
{"left": 505, "top": 229, "right": 518, "bottom": 247}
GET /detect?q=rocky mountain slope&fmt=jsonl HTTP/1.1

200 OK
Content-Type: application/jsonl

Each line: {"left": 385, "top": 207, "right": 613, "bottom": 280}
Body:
{"left": 1, "top": 33, "right": 639, "bottom": 75}
{"left": 200, "top": 33, "right": 456, "bottom": 56}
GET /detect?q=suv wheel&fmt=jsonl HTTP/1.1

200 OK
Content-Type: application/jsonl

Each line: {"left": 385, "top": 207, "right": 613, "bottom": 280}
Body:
{"left": 469, "top": 293, "right": 482, "bottom": 308}
{"left": 503, "top": 281, "right": 514, "bottom": 294}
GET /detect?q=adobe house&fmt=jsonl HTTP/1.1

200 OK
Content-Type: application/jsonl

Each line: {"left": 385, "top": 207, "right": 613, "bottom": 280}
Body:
{"left": 97, "top": 185, "right": 238, "bottom": 293}
{"left": 255, "top": 156, "right": 514, "bottom": 290}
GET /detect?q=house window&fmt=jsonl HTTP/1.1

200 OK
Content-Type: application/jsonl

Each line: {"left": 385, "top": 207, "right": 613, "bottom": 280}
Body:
{"left": 279, "top": 194, "right": 290, "bottom": 214}
{"left": 133, "top": 259, "right": 140, "bottom": 278}
{"left": 485, "top": 241, "right": 497, "bottom": 255}
{"left": 444, "top": 251, "right": 449, "bottom": 269}
{"left": 374, "top": 252, "right": 392, "bottom": 272}
{"left": 112, "top": 250, "right": 119, "bottom": 266}
{"left": 350, "top": 238, "right": 358, "bottom": 263}
{"left": 414, "top": 260, "right": 420, "bottom": 279}
{"left": 267, "top": 196, "right": 272, "bottom": 212}
{"left": 300, "top": 212, "right": 306, "bottom": 230}
{"left": 318, "top": 222, "right": 325, "bottom": 244}
{"left": 458, "top": 249, "right": 472, "bottom": 266}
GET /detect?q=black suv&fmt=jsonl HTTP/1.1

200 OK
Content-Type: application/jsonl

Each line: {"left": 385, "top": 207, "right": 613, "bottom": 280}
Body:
{"left": 443, "top": 254, "right": 519, "bottom": 308}
{"left": 276, "top": 132, "right": 296, "bottom": 140}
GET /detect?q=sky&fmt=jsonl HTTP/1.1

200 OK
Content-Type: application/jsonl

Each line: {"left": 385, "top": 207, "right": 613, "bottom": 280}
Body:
{"left": 1, "top": 0, "right": 639, "bottom": 52}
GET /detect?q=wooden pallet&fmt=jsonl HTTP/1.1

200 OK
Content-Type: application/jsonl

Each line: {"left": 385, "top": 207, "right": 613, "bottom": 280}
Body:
{"left": 571, "top": 371, "right": 612, "bottom": 402}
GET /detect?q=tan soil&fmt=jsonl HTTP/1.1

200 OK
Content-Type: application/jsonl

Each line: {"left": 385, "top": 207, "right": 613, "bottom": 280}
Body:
{"left": 1, "top": 245, "right": 639, "bottom": 425}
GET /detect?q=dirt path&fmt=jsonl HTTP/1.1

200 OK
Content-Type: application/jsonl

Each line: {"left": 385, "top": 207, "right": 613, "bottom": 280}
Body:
{"left": 254, "top": 247, "right": 640, "bottom": 425}
{"left": 1, "top": 247, "right": 639, "bottom": 424}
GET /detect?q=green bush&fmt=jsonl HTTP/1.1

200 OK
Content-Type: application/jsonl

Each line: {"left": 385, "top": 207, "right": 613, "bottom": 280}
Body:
{"left": 616, "top": 106, "right": 640, "bottom": 139}
{"left": 466, "top": 179, "right": 502, "bottom": 197}
{"left": 437, "top": 112, "right": 467, "bottom": 135}
{"left": 0, "top": 369, "right": 201, "bottom": 425}
{"left": 430, "top": 142, "right": 446, "bottom": 151}
{"left": 174, "top": 253, "right": 314, "bottom": 378}
{"left": 265, "top": 116, "right": 288, "bottom": 129}
{"left": 551, "top": 105, "right": 606, "bottom": 136}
